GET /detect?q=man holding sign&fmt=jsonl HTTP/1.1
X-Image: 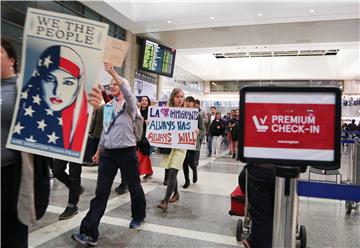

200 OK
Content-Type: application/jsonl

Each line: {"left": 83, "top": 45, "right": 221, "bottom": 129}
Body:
{"left": 182, "top": 96, "right": 205, "bottom": 189}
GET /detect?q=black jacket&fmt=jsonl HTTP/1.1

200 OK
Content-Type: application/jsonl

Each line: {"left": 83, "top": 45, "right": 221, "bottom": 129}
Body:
{"left": 209, "top": 119, "right": 225, "bottom": 136}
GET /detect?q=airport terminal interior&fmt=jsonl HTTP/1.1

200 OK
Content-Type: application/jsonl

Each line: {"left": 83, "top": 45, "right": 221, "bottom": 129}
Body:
{"left": 1, "top": 1, "right": 360, "bottom": 248}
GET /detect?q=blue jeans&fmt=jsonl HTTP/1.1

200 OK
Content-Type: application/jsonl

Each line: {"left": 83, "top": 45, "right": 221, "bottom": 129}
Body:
{"left": 207, "top": 135, "right": 213, "bottom": 155}
{"left": 80, "top": 147, "right": 146, "bottom": 241}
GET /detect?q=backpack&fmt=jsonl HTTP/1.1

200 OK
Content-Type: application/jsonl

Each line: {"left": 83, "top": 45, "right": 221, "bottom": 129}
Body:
{"left": 106, "top": 101, "right": 144, "bottom": 142}
{"left": 133, "top": 111, "right": 144, "bottom": 142}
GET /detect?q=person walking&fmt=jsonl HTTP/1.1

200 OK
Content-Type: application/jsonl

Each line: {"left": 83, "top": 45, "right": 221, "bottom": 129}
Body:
{"left": 137, "top": 95, "right": 153, "bottom": 179}
{"left": 209, "top": 111, "right": 225, "bottom": 158}
{"left": 72, "top": 62, "right": 146, "bottom": 246}
{"left": 83, "top": 92, "right": 105, "bottom": 166}
{"left": 194, "top": 99, "right": 208, "bottom": 139}
{"left": 52, "top": 159, "right": 84, "bottom": 220}
{"left": 229, "top": 109, "right": 240, "bottom": 159}
{"left": 206, "top": 106, "right": 217, "bottom": 156}
{"left": 1, "top": 38, "right": 103, "bottom": 247}
{"left": 182, "top": 96, "right": 205, "bottom": 188}
{"left": 227, "top": 110, "right": 235, "bottom": 155}
{"left": 157, "top": 88, "right": 187, "bottom": 212}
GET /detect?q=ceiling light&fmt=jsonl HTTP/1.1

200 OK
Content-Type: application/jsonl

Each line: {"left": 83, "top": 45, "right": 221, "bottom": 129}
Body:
{"left": 167, "top": 20, "right": 172, "bottom": 24}
{"left": 309, "top": 9, "right": 315, "bottom": 13}
{"left": 210, "top": 16, "right": 215, "bottom": 20}
{"left": 258, "top": 13, "right": 263, "bottom": 16}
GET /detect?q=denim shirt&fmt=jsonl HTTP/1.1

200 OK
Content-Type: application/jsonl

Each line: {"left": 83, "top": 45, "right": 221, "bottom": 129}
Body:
{"left": 1, "top": 76, "right": 21, "bottom": 167}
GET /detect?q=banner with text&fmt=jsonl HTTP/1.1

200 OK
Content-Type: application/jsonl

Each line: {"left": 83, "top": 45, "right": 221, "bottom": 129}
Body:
{"left": 6, "top": 8, "right": 109, "bottom": 163}
{"left": 243, "top": 91, "right": 339, "bottom": 162}
{"left": 146, "top": 106, "right": 198, "bottom": 150}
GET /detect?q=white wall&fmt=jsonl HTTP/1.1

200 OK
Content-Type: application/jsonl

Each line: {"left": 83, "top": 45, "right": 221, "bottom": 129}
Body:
{"left": 177, "top": 48, "right": 360, "bottom": 80}
{"left": 343, "top": 80, "right": 360, "bottom": 94}
{"left": 337, "top": 50, "right": 360, "bottom": 79}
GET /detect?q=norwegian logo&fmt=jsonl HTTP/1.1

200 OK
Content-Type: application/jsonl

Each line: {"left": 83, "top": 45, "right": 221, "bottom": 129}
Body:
{"left": 252, "top": 115, "right": 269, "bottom": 132}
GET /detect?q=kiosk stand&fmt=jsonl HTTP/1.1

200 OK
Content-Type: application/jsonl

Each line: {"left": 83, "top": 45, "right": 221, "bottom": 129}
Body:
{"left": 238, "top": 87, "right": 341, "bottom": 248}
{"left": 272, "top": 166, "right": 302, "bottom": 247}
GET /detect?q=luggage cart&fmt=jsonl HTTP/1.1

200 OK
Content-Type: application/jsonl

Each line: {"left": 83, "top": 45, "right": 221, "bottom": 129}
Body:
{"left": 229, "top": 169, "right": 250, "bottom": 242}
{"left": 229, "top": 167, "right": 307, "bottom": 248}
{"left": 345, "top": 138, "right": 360, "bottom": 215}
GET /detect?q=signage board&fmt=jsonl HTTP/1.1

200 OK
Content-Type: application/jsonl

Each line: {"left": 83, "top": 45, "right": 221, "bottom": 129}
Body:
{"left": 6, "top": 8, "right": 108, "bottom": 163}
{"left": 238, "top": 87, "right": 341, "bottom": 167}
{"left": 146, "top": 106, "right": 198, "bottom": 150}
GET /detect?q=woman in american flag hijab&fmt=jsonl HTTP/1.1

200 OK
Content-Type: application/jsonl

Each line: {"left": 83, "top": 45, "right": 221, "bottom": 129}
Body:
{"left": 13, "top": 45, "right": 88, "bottom": 152}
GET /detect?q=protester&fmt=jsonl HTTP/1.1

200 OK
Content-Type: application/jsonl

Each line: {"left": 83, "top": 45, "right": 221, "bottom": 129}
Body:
{"left": 182, "top": 96, "right": 205, "bottom": 188}
{"left": 137, "top": 95, "right": 153, "bottom": 179}
{"left": 108, "top": 77, "right": 130, "bottom": 195}
{"left": 72, "top": 62, "right": 146, "bottom": 246}
{"left": 83, "top": 91, "right": 105, "bottom": 165}
{"left": 1, "top": 38, "right": 102, "bottom": 247}
{"left": 157, "top": 88, "right": 187, "bottom": 211}
{"left": 194, "top": 99, "right": 208, "bottom": 137}
{"left": 52, "top": 159, "right": 84, "bottom": 220}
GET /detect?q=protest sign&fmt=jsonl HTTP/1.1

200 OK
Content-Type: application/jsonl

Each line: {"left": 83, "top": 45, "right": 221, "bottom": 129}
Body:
{"left": 146, "top": 106, "right": 199, "bottom": 150}
{"left": 103, "top": 36, "right": 129, "bottom": 67}
{"left": 6, "top": 8, "right": 109, "bottom": 163}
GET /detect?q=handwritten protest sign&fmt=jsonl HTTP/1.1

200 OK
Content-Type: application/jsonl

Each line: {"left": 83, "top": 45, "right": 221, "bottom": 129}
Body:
{"left": 6, "top": 8, "right": 108, "bottom": 163}
{"left": 103, "top": 36, "right": 129, "bottom": 67}
{"left": 146, "top": 106, "right": 199, "bottom": 150}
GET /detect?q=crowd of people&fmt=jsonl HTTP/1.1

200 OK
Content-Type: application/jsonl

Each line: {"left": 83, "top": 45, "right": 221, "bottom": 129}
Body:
{"left": 2, "top": 37, "right": 277, "bottom": 248}
{"left": 342, "top": 119, "right": 360, "bottom": 133}
{"left": 205, "top": 107, "right": 241, "bottom": 160}
{"left": 1, "top": 38, "right": 246, "bottom": 247}
{"left": 343, "top": 96, "right": 360, "bottom": 106}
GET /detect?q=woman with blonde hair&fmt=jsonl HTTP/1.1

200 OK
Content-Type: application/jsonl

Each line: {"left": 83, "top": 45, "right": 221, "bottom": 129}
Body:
{"left": 157, "top": 88, "right": 187, "bottom": 211}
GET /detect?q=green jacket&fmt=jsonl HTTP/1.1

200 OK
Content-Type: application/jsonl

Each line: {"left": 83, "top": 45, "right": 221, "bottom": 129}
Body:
{"left": 89, "top": 105, "right": 104, "bottom": 139}
{"left": 196, "top": 113, "right": 206, "bottom": 150}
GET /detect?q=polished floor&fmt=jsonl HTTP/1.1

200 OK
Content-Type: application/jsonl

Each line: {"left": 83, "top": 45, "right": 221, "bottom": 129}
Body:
{"left": 29, "top": 145, "right": 360, "bottom": 248}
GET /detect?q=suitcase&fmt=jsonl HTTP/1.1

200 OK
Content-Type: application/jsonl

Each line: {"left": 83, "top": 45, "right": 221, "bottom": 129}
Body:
{"left": 229, "top": 185, "right": 245, "bottom": 216}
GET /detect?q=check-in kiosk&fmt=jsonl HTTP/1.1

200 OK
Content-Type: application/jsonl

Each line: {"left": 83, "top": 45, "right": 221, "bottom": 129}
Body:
{"left": 238, "top": 87, "right": 341, "bottom": 247}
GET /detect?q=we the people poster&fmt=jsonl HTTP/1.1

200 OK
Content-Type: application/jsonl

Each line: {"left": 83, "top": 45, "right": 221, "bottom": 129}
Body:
{"left": 6, "top": 8, "right": 109, "bottom": 163}
{"left": 146, "top": 106, "right": 199, "bottom": 150}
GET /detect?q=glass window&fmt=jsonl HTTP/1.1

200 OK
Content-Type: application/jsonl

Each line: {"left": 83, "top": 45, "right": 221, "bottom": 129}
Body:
{"left": 1, "top": 4, "right": 26, "bottom": 27}
{"left": 61, "top": 1, "right": 83, "bottom": 14}
{"left": 36, "top": 1, "right": 63, "bottom": 12}
{"left": 101, "top": 17, "right": 116, "bottom": 33}
{"left": 1, "top": 21, "right": 23, "bottom": 41}
{"left": 84, "top": 7, "right": 100, "bottom": 21}
{"left": 4, "top": 1, "right": 36, "bottom": 13}
{"left": 62, "top": 6, "right": 79, "bottom": 16}
{"left": 114, "top": 32, "right": 126, "bottom": 41}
